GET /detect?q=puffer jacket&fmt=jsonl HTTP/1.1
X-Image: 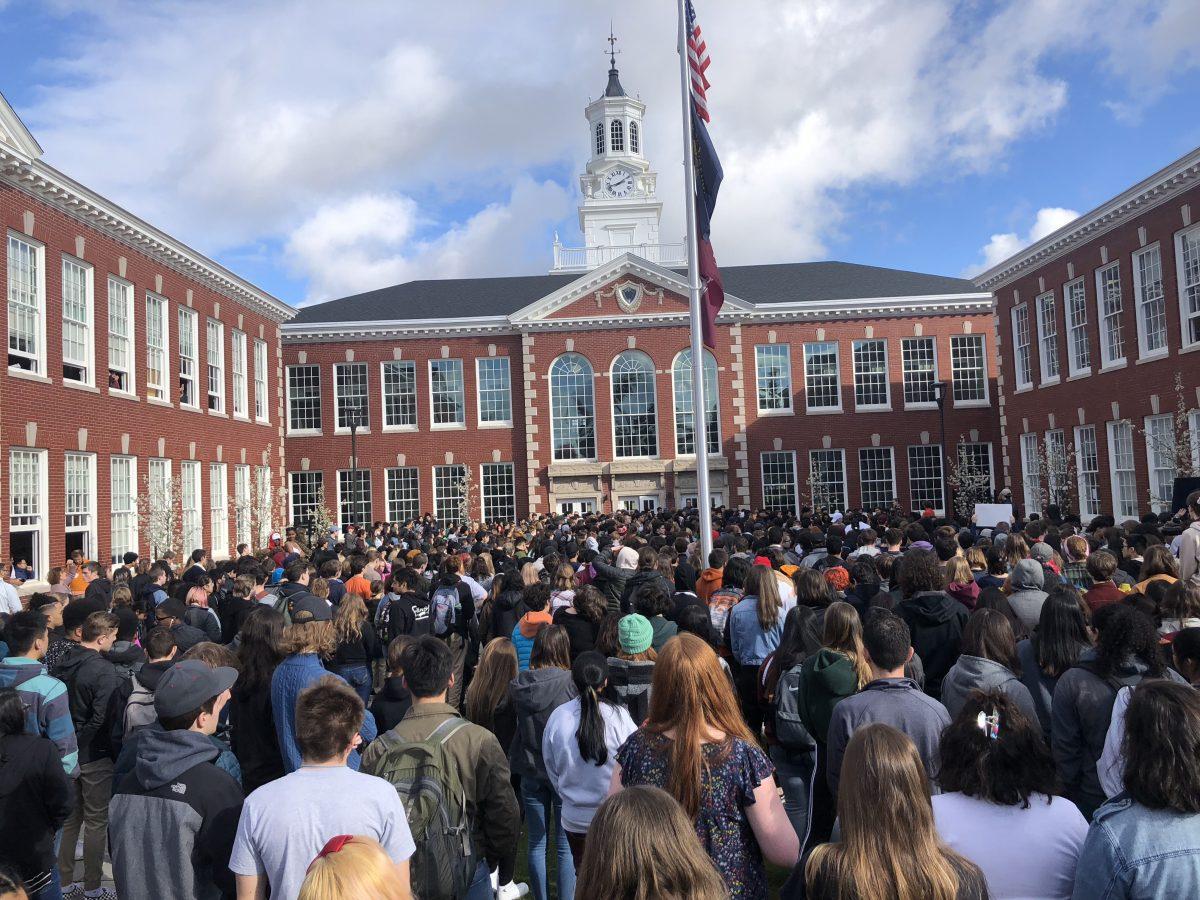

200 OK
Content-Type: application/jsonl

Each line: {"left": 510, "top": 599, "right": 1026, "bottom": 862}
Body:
{"left": 896, "top": 591, "right": 968, "bottom": 699}
{"left": 508, "top": 667, "right": 576, "bottom": 781}
{"left": 940, "top": 654, "right": 1039, "bottom": 723}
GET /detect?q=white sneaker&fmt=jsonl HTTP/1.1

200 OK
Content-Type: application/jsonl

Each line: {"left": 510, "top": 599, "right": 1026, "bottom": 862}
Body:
{"left": 490, "top": 870, "right": 500, "bottom": 892}
{"left": 497, "top": 882, "right": 530, "bottom": 900}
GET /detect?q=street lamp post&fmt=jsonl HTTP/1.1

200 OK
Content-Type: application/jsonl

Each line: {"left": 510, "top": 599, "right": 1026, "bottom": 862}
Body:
{"left": 934, "top": 381, "right": 951, "bottom": 520}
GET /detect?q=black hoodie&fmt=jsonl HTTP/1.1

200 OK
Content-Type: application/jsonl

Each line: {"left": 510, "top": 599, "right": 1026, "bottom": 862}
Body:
{"left": 896, "top": 591, "right": 968, "bottom": 699}
{"left": 0, "top": 733, "right": 73, "bottom": 886}
{"left": 368, "top": 676, "right": 413, "bottom": 734}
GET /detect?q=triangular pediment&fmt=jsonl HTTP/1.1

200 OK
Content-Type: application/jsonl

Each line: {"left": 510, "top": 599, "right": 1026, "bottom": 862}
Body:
{"left": 0, "top": 90, "right": 43, "bottom": 160}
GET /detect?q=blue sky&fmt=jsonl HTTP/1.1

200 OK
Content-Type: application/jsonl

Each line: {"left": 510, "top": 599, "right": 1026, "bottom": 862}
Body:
{"left": 2, "top": 0, "right": 1197, "bottom": 305}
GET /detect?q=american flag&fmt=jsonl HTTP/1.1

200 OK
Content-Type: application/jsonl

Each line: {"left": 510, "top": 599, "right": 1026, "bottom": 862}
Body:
{"left": 686, "top": 0, "right": 712, "bottom": 122}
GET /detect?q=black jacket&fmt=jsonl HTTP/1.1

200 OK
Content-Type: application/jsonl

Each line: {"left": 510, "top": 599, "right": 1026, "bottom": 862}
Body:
{"left": 508, "top": 667, "right": 577, "bottom": 780}
{"left": 377, "top": 591, "right": 431, "bottom": 644}
{"left": 489, "top": 589, "right": 524, "bottom": 643}
{"left": 590, "top": 558, "right": 631, "bottom": 615}
{"left": 368, "top": 676, "right": 413, "bottom": 734}
{"left": 0, "top": 733, "right": 73, "bottom": 884}
{"left": 552, "top": 608, "right": 599, "bottom": 659}
{"left": 170, "top": 621, "right": 209, "bottom": 654}
{"left": 620, "top": 570, "right": 675, "bottom": 615}
{"left": 674, "top": 560, "right": 698, "bottom": 593}
{"left": 229, "top": 680, "right": 283, "bottom": 795}
{"left": 217, "top": 594, "right": 255, "bottom": 644}
{"left": 184, "top": 606, "right": 222, "bottom": 643}
{"left": 896, "top": 591, "right": 968, "bottom": 699}
{"left": 83, "top": 577, "right": 113, "bottom": 607}
{"left": 57, "top": 643, "right": 125, "bottom": 764}
{"left": 331, "top": 620, "right": 380, "bottom": 668}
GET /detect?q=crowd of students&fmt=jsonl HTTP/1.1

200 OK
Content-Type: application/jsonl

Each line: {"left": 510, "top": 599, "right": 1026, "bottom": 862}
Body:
{"left": 1, "top": 490, "right": 1199, "bottom": 900}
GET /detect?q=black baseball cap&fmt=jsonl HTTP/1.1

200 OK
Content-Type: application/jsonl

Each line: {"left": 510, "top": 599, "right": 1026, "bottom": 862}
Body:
{"left": 154, "top": 660, "right": 237, "bottom": 718}
{"left": 155, "top": 598, "right": 187, "bottom": 621}
{"left": 291, "top": 595, "right": 333, "bottom": 624}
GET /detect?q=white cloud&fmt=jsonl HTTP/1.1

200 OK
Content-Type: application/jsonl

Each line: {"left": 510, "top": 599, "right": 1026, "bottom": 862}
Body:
{"left": 12, "top": 0, "right": 1199, "bottom": 301}
{"left": 965, "top": 206, "right": 1080, "bottom": 276}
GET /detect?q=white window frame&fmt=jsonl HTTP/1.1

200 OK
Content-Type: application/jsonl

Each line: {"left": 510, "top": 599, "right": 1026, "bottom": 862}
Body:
{"left": 1192, "top": 411, "right": 1200, "bottom": 473}
{"left": 1011, "top": 305, "right": 1032, "bottom": 390}
{"left": 145, "top": 293, "right": 170, "bottom": 403}
{"left": 109, "top": 454, "right": 137, "bottom": 566}
{"left": 178, "top": 306, "right": 199, "bottom": 409}
{"left": 1034, "top": 291, "right": 1059, "bottom": 385}
{"left": 949, "top": 334, "right": 989, "bottom": 405}
{"left": 858, "top": 446, "right": 897, "bottom": 509}
{"left": 808, "top": 448, "right": 848, "bottom": 511}
{"left": 610, "top": 350, "right": 659, "bottom": 459}
{"left": 907, "top": 444, "right": 946, "bottom": 515}
{"left": 851, "top": 339, "right": 890, "bottom": 411}
{"left": 754, "top": 344, "right": 793, "bottom": 415}
{"left": 337, "top": 469, "right": 373, "bottom": 528}
{"left": 671, "top": 348, "right": 721, "bottom": 456}
{"left": 1044, "top": 430, "right": 1068, "bottom": 510}
{"left": 549, "top": 353, "right": 597, "bottom": 461}
{"left": 433, "top": 464, "right": 467, "bottom": 521}
{"left": 6, "top": 231, "right": 46, "bottom": 377}
{"left": 803, "top": 341, "right": 842, "bottom": 413}
{"left": 1132, "top": 243, "right": 1169, "bottom": 360}
{"left": 8, "top": 449, "right": 48, "bottom": 577}
{"left": 1020, "top": 432, "right": 1041, "bottom": 515}
{"left": 1096, "top": 262, "right": 1126, "bottom": 369}
{"left": 147, "top": 458, "right": 173, "bottom": 560}
{"left": 60, "top": 256, "right": 94, "bottom": 386}
{"left": 481, "top": 462, "right": 517, "bottom": 522}
{"left": 289, "top": 471, "right": 324, "bottom": 528}
{"left": 1107, "top": 420, "right": 1138, "bottom": 521}
{"left": 333, "top": 362, "right": 370, "bottom": 433}
{"left": 1074, "top": 425, "right": 1100, "bottom": 519}
{"left": 254, "top": 466, "right": 272, "bottom": 549}
{"left": 286, "top": 364, "right": 322, "bottom": 435}
{"left": 1064, "top": 277, "right": 1091, "bottom": 376}
{"left": 429, "top": 358, "right": 466, "bottom": 429}
{"left": 900, "top": 336, "right": 939, "bottom": 408}
{"left": 234, "top": 463, "right": 252, "bottom": 548}
{"left": 206, "top": 318, "right": 226, "bottom": 413}
{"left": 385, "top": 467, "right": 420, "bottom": 523}
{"left": 253, "top": 339, "right": 269, "bottom": 423}
{"left": 1176, "top": 224, "right": 1200, "bottom": 350}
{"left": 210, "top": 462, "right": 229, "bottom": 559}
{"left": 381, "top": 360, "right": 418, "bottom": 431}
{"left": 65, "top": 451, "right": 97, "bottom": 560}
{"left": 760, "top": 450, "right": 799, "bottom": 515}
{"left": 231, "top": 329, "right": 248, "bottom": 419}
{"left": 107, "top": 275, "right": 135, "bottom": 395}
{"left": 180, "top": 460, "right": 202, "bottom": 554}
{"left": 476, "top": 356, "right": 513, "bottom": 427}
{"left": 1143, "top": 414, "right": 1176, "bottom": 514}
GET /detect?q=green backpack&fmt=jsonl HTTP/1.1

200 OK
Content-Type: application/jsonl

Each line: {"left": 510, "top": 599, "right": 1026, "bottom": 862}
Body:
{"left": 369, "top": 717, "right": 476, "bottom": 899}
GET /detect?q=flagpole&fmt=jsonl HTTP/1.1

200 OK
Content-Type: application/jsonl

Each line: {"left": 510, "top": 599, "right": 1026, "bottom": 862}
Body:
{"left": 678, "top": 0, "right": 713, "bottom": 562}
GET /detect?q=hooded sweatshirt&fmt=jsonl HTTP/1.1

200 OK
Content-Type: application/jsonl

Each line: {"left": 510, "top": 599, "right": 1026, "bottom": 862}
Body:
{"left": 940, "top": 654, "right": 1040, "bottom": 723}
{"left": 1008, "top": 559, "right": 1049, "bottom": 633}
{"left": 896, "top": 591, "right": 968, "bottom": 699}
{"left": 512, "top": 610, "right": 553, "bottom": 671}
{"left": 794, "top": 648, "right": 861, "bottom": 749}
{"left": 508, "top": 666, "right": 577, "bottom": 781}
{"left": 0, "top": 733, "right": 73, "bottom": 888}
{"left": 542, "top": 697, "right": 637, "bottom": 833}
{"left": 110, "top": 728, "right": 244, "bottom": 900}
{"left": 695, "top": 567, "right": 724, "bottom": 603}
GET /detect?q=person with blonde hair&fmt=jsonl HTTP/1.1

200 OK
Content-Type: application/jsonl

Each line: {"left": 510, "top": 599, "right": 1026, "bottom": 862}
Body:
{"left": 729, "top": 564, "right": 795, "bottom": 732}
{"left": 464, "top": 637, "right": 519, "bottom": 752}
{"left": 298, "top": 835, "right": 410, "bottom": 900}
{"left": 329, "top": 594, "right": 380, "bottom": 705}
{"left": 577, "top": 786, "right": 728, "bottom": 900}
{"left": 612, "top": 633, "right": 799, "bottom": 899}
{"left": 549, "top": 563, "right": 577, "bottom": 614}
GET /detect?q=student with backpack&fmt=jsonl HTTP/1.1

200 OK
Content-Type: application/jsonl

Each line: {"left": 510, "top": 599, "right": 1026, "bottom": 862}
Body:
{"left": 362, "top": 635, "right": 521, "bottom": 900}
{"left": 430, "top": 556, "right": 476, "bottom": 709}
{"left": 122, "top": 626, "right": 178, "bottom": 736}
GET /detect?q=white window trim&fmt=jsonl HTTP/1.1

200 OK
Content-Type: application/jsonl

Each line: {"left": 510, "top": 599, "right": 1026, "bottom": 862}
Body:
{"left": 803, "top": 341, "right": 843, "bottom": 414}
{"left": 6, "top": 231, "right": 47, "bottom": 378}
{"left": 1132, "top": 242, "right": 1169, "bottom": 362}
{"left": 9, "top": 447, "right": 49, "bottom": 577}
{"left": 848, "top": 339, "right": 891, "bottom": 412}
{"left": 428, "top": 358, "right": 467, "bottom": 430}
{"left": 1175, "top": 224, "right": 1200, "bottom": 350}
{"left": 231, "top": 329, "right": 249, "bottom": 420}
{"left": 760, "top": 450, "right": 800, "bottom": 516}
{"left": 906, "top": 444, "right": 946, "bottom": 516}
{"left": 1074, "top": 425, "right": 1100, "bottom": 519}
{"left": 475, "top": 356, "right": 513, "bottom": 429}
{"left": 285, "top": 364, "right": 322, "bottom": 436}
{"left": 1034, "top": 291, "right": 1060, "bottom": 386}
{"left": 480, "top": 462, "right": 517, "bottom": 522}
{"left": 1011, "top": 305, "right": 1033, "bottom": 391}
{"left": 385, "top": 466, "right": 421, "bottom": 522}
{"left": 432, "top": 464, "right": 467, "bottom": 521}
{"left": 234, "top": 463, "right": 252, "bottom": 547}
{"left": 65, "top": 451, "right": 98, "bottom": 560}
{"left": 106, "top": 275, "right": 136, "bottom": 396}
{"left": 332, "top": 362, "right": 370, "bottom": 435}
{"left": 109, "top": 454, "right": 138, "bottom": 566}
{"left": 901, "top": 336, "right": 940, "bottom": 409}
{"left": 1063, "top": 276, "right": 1092, "bottom": 378}
{"left": 609, "top": 350, "right": 660, "bottom": 460}
{"left": 180, "top": 460, "right": 203, "bottom": 554}
{"left": 176, "top": 306, "right": 199, "bottom": 409}
{"left": 808, "top": 448, "right": 849, "bottom": 510}
{"left": 1107, "top": 420, "right": 1138, "bottom": 522}
{"left": 549, "top": 353, "right": 598, "bottom": 463}
{"left": 60, "top": 255, "right": 95, "bottom": 388}
{"left": 949, "top": 334, "right": 990, "bottom": 407}
{"left": 670, "top": 348, "right": 722, "bottom": 457}
{"left": 380, "top": 360, "right": 418, "bottom": 433}
{"left": 1096, "top": 262, "right": 1127, "bottom": 370}
{"left": 337, "top": 469, "right": 373, "bottom": 526}
{"left": 253, "top": 339, "right": 270, "bottom": 423}
{"left": 210, "top": 462, "right": 229, "bottom": 560}
{"left": 288, "top": 471, "right": 324, "bottom": 528}
{"left": 858, "top": 446, "right": 897, "bottom": 509}
{"left": 753, "top": 344, "right": 794, "bottom": 416}
{"left": 1143, "top": 413, "right": 1176, "bottom": 514}
{"left": 206, "top": 318, "right": 226, "bottom": 415}
{"left": 145, "top": 292, "right": 171, "bottom": 405}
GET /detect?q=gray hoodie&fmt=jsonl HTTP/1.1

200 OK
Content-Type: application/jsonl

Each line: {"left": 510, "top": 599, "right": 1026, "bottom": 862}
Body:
{"left": 508, "top": 667, "right": 577, "bottom": 781}
{"left": 1007, "top": 559, "right": 1048, "bottom": 632}
{"left": 940, "top": 654, "right": 1040, "bottom": 724}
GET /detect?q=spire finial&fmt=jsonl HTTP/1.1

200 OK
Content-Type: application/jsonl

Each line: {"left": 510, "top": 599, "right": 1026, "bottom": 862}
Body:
{"left": 607, "top": 24, "right": 619, "bottom": 70}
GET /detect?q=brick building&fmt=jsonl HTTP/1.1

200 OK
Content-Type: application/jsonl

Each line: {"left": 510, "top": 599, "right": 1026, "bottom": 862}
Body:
{"left": 978, "top": 147, "right": 1200, "bottom": 521}
{"left": 1, "top": 92, "right": 294, "bottom": 574}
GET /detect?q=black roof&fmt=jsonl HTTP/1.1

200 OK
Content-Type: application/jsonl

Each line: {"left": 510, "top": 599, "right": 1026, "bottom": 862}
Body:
{"left": 289, "top": 260, "right": 979, "bottom": 325}
{"left": 604, "top": 65, "right": 626, "bottom": 98}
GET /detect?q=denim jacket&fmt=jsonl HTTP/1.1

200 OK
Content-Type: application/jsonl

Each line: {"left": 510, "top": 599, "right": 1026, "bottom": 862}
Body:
{"left": 1071, "top": 794, "right": 1200, "bottom": 899}
{"left": 728, "top": 594, "right": 795, "bottom": 666}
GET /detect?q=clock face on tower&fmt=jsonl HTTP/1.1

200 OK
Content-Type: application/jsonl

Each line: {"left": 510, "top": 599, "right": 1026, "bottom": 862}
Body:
{"left": 604, "top": 169, "right": 635, "bottom": 198}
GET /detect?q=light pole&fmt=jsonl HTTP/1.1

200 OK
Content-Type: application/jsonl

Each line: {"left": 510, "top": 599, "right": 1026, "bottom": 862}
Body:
{"left": 934, "top": 381, "right": 951, "bottom": 519}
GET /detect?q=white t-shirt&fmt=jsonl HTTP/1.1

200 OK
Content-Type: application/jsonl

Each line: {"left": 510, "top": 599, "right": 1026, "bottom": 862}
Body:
{"left": 230, "top": 765, "right": 414, "bottom": 899}
{"left": 932, "top": 791, "right": 1088, "bottom": 900}
{"left": 0, "top": 581, "right": 21, "bottom": 615}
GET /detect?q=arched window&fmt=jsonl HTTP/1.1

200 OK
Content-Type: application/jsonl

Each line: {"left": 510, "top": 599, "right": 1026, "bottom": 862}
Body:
{"left": 611, "top": 350, "right": 657, "bottom": 458}
{"left": 610, "top": 119, "right": 625, "bottom": 153}
{"left": 672, "top": 349, "right": 720, "bottom": 455}
{"left": 629, "top": 120, "right": 639, "bottom": 154}
{"left": 594, "top": 121, "right": 605, "bottom": 156}
{"left": 550, "top": 353, "right": 596, "bottom": 461}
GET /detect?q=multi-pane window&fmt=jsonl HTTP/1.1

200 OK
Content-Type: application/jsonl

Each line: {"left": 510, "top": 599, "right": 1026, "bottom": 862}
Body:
{"left": 110, "top": 455, "right": 137, "bottom": 561}
{"left": 385, "top": 467, "right": 420, "bottom": 523}
{"left": 210, "top": 463, "right": 229, "bottom": 558}
{"left": 181, "top": 460, "right": 202, "bottom": 553}
{"left": 382, "top": 360, "right": 417, "bottom": 428}
{"left": 610, "top": 119, "right": 624, "bottom": 152}
{"left": 1020, "top": 433, "right": 1042, "bottom": 515}
{"left": 145, "top": 295, "right": 169, "bottom": 402}
{"left": 594, "top": 121, "right": 605, "bottom": 155}
{"left": 147, "top": 459, "right": 172, "bottom": 559}
{"left": 1011, "top": 305, "right": 1032, "bottom": 388}
{"left": 901, "top": 337, "right": 937, "bottom": 405}
{"left": 612, "top": 350, "right": 658, "bottom": 457}
{"left": 629, "top": 121, "right": 639, "bottom": 154}
{"left": 1096, "top": 262, "right": 1125, "bottom": 366}
{"left": 1064, "top": 278, "right": 1091, "bottom": 373}
{"left": 206, "top": 319, "right": 225, "bottom": 412}
{"left": 858, "top": 447, "right": 896, "bottom": 509}
{"left": 1178, "top": 226, "right": 1200, "bottom": 347}
{"left": 755, "top": 344, "right": 792, "bottom": 412}
{"left": 482, "top": 463, "right": 516, "bottom": 522}
{"left": 61, "top": 258, "right": 92, "bottom": 383}
{"left": 804, "top": 342, "right": 841, "bottom": 411}
{"left": 231, "top": 330, "right": 248, "bottom": 417}
{"left": 287, "top": 365, "right": 322, "bottom": 432}
{"left": 1074, "top": 426, "right": 1100, "bottom": 519}
{"left": 907, "top": 445, "right": 945, "bottom": 514}
{"left": 476, "top": 357, "right": 512, "bottom": 425}
{"left": 334, "top": 362, "right": 369, "bottom": 430}
{"left": 1132, "top": 245, "right": 1167, "bottom": 356}
{"left": 338, "top": 469, "right": 372, "bottom": 528}
{"left": 433, "top": 464, "right": 467, "bottom": 521}
{"left": 809, "top": 449, "right": 847, "bottom": 511}
{"left": 7, "top": 234, "right": 43, "bottom": 373}
{"left": 234, "top": 464, "right": 251, "bottom": 547}
{"left": 761, "top": 451, "right": 798, "bottom": 514}
{"left": 107, "top": 277, "right": 134, "bottom": 392}
{"left": 430, "top": 359, "right": 465, "bottom": 426}
{"left": 65, "top": 452, "right": 93, "bottom": 536}
{"left": 1045, "top": 430, "right": 1068, "bottom": 509}
{"left": 1108, "top": 421, "right": 1138, "bottom": 520}
{"left": 949, "top": 335, "right": 987, "bottom": 402}
{"left": 956, "top": 442, "right": 994, "bottom": 506}
{"left": 1035, "top": 292, "right": 1059, "bottom": 382}
{"left": 289, "top": 472, "right": 323, "bottom": 528}
{"left": 178, "top": 308, "right": 198, "bottom": 407}
{"left": 550, "top": 353, "right": 596, "bottom": 460}
{"left": 253, "top": 340, "right": 269, "bottom": 421}
{"left": 672, "top": 348, "right": 720, "bottom": 455}
{"left": 851, "top": 339, "right": 889, "bottom": 409}
{"left": 1145, "top": 414, "right": 1176, "bottom": 513}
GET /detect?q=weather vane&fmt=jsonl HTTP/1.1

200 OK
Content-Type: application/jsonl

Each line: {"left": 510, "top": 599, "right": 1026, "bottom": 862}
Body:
{"left": 607, "top": 23, "right": 620, "bottom": 68}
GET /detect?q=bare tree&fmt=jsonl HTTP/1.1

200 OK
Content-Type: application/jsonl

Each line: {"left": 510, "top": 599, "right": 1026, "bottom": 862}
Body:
{"left": 1139, "top": 372, "right": 1199, "bottom": 510}
{"left": 948, "top": 438, "right": 994, "bottom": 521}
{"left": 456, "top": 466, "right": 479, "bottom": 526}
{"left": 1028, "top": 431, "right": 1077, "bottom": 516}
{"left": 137, "top": 471, "right": 183, "bottom": 561}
